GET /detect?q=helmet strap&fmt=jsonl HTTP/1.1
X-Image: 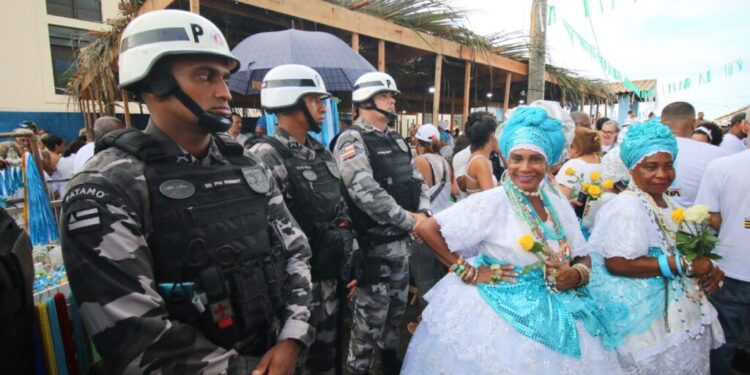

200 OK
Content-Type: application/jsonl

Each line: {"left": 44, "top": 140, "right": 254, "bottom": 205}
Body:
{"left": 297, "top": 98, "right": 322, "bottom": 134}
{"left": 150, "top": 75, "right": 231, "bottom": 134}
{"left": 363, "top": 98, "right": 398, "bottom": 123}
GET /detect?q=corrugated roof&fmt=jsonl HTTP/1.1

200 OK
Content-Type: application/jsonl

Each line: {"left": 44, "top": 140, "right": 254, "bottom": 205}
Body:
{"left": 606, "top": 79, "right": 657, "bottom": 94}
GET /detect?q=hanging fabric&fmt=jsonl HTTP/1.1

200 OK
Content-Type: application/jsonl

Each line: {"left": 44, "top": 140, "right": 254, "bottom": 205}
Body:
{"left": 36, "top": 303, "right": 57, "bottom": 375}
{"left": 68, "top": 297, "right": 90, "bottom": 375}
{"left": 54, "top": 293, "right": 79, "bottom": 375}
{"left": 24, "top": 153, "right": 58, "bottom": 245}
{"left": 46, "top": 297, "right": 68, "bottom": 375}
{"left": 33, "top": 312, "right": 47, "bottom": 375}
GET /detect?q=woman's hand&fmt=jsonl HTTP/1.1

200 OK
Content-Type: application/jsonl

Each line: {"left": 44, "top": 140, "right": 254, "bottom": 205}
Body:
{"left": 691, "top": 256, "right": 714, "bottom": 277}
{"left": 473, "top": 265, "right": 518, "bottom": 285}
{"left": 545, "top": 260, "right": 581, "bottom": 291}
{"left": 700, "top": 266, "right": 725, "bottom": 294}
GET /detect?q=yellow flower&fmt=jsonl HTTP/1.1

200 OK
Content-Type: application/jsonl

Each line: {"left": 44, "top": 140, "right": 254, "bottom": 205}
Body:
{"left": 565, "top": 167, "right": 575, "bottom": 176}
{"left": 602, "top": 179, "right": 614, "bottom": 190}
{"left": 587, "top": 184, "right": 602, "bottom": 199}
{"left": 581, "top": 182, "right": 591, "bottom": 191}
{"left": 518, "top": 234, "right": 535, "bottom": 251}
{"left": 671, "top": 208, "right": 685, "bottom": 225}
{"left": 590, "top": 171, "right": 601, "bottom": 182}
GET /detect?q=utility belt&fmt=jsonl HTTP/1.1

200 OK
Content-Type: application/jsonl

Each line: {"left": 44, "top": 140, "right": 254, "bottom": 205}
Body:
{"left": 157, "top": 249, "right": 284, "bottom": 355}
{"left": 310, "top": 221, "right": 354, "bottom": 282}
{"left": 357, "top": 226, "right": 409, "bottom": 247}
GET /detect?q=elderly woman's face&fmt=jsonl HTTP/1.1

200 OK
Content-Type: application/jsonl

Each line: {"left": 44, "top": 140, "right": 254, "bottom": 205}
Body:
{"left": 631, "top": 152, "right": 675, "bottom": 197}
{"left": 507, "top": 149, "right": 548, "bottom": 192}
{"left": 601, "top": 124, "right": 618, "bottom": 145}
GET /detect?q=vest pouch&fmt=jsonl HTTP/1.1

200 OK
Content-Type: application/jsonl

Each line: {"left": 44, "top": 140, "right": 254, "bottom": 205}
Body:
{"left": 310, "top": 224, "right": 354, "bottom": 281}
{"left": 225, "top": 261, "right": 275, "bottom": 355}
{"left": 359, "top": 255, "right": 389, "bottom": 286}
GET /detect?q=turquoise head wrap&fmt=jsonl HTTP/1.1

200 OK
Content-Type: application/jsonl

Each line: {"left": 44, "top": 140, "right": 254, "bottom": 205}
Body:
{"left": 499, "top": 107, "right": 565, "bottom": 164}
{"left": 619, "top": 119, "right": 678, "bottom": 170}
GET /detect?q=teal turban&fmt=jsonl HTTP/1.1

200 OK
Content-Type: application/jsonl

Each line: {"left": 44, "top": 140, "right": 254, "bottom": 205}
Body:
{"left": 499, "top": 107, "right": 565, "bottom": 163}
{"left": 619, "top": 119, "right": 678, "bottom": 170}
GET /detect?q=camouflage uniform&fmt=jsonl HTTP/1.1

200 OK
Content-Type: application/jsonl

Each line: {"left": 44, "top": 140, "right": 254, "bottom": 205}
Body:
{"left": 250, "top": 128, "right": 357, "bottom": 375}
{"left": 61, "top": 122, "right": 313, "bottom": 374}
{"left": 333, "top": 119, "right": 429, "bottom": 374}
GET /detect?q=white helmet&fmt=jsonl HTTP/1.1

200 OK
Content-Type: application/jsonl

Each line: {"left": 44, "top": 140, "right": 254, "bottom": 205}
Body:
{"left": 261, "top": 64, "right": 330, "bottom": 111}
{"left": 352, "top": 72, "right": 400, "bottom": 103}
{"left": 118, "top": 10, "right": 239, "bottom": 90}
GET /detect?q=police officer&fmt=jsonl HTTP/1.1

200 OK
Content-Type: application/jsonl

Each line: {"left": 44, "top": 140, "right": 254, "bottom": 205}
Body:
{"left": 249, "top": 64, "right": 357, "bottom": 374}
{"left": 60, "top": 10, "right": 313, "bottom": 375}
{"left": 333, "top": 72, "right": 430, "bottom": 374}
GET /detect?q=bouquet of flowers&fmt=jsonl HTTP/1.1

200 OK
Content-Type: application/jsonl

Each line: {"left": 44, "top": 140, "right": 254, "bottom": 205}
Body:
{"left": 563, "top": 168, "right": 614, "bottom": 201}
{"left": 671, "top": 204, "right": 721, "bottom": 262}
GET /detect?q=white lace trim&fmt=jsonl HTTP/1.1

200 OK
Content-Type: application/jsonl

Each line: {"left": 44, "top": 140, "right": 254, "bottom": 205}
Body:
{"left": 510, "top": 144, "right": 547, "bottom": 161}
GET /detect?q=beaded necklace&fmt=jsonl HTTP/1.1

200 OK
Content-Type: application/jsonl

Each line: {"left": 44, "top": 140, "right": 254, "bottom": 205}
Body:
{"left": 626, "top": 184, "right": 706, "bottom": 335}
{"left": 504, "top": 179, "right": 571, "bottom": 262}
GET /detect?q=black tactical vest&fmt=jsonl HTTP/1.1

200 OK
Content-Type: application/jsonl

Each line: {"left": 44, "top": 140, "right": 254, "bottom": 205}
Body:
{"left": 252, "top": 136, "right": 352, "bottom": 281}
{"left": 344, "top": 127, "right": 420, "bottom": 244}
{"left": 97, "top": 128, "right": 283, "bottom": 355}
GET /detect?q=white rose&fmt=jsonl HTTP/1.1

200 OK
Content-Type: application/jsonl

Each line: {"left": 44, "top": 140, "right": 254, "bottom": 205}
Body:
{"left": 684, "top": 204, "right": 710, "bottom": 223}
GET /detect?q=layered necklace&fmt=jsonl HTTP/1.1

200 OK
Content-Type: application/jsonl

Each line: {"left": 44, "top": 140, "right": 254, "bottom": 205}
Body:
{"left": 625, "top": 184, "right": 706, "bottom": 335}
{"left": 504, "top": 179, "right": 571, "bottom": 262}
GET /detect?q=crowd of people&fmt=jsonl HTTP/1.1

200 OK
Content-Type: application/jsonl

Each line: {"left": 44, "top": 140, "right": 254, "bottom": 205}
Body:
{"left": 2, "top": 9, "right": 749, "bottom": 375}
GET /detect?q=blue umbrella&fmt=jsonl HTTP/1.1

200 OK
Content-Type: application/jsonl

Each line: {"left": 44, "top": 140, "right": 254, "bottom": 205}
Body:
{"left": 228, "top": 29, "right": 376, "bottom": 94}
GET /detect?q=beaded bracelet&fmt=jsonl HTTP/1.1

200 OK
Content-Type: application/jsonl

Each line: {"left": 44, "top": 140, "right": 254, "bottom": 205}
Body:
{"left": 572, "top": 263, "right": 590, "bottom": 286}
{"left": 657, "top": 254, "right": 674, "bottom": 278}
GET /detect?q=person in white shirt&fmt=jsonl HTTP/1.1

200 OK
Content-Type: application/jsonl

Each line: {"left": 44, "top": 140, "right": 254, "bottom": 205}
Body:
{"left": 226, "top": 113, "right": 248, "bottom": 146}
{"left": 556, "top": 127, "right": 602, "bottom": 200}
{"left": 72, "top": 116, "right": 124, "bottom": 174}
{"left": 623, "top": 110, "right": 638, "bottom": 126}
{"left": 660, "top": 101, "right": 729, "bottom": 207}
{"left": 719, "top": 111, "right": 748, "bottom": 154}
{"left": 453, "top": 112, "right": 494, "bottom": 200}
{"left": 694, "top": 145, "right": 750, "bottom": 375}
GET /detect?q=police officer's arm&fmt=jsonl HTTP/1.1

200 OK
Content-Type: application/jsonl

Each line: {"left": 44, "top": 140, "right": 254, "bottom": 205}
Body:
{"left": 260, "top": 164, "right": 315, "bottom": 347}
{"left": 61, "top": 177, "right": 252, "bottom": 374}
{"left": 249, "top": 143, "right": 288, "bottom": 197}
{"left": 333, "top": 131, "right": 416, "bottom": 231}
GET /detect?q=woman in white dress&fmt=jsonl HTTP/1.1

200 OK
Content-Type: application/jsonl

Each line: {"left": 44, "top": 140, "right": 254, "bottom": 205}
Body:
{"left": 587, "top": 122, "right": 725, "bottom": 374}
{"left": 402, "top": 107, "right": 622, "bottom": 375}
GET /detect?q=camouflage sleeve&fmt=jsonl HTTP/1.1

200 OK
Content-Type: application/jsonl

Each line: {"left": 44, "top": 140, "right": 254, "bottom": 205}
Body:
{"left": 410, "top": 157, "right": 431, "bottom": 211}
{"left": 61, "top": 174, "right": 248, "bottom": 374}
{"left": 333, "top": 131, "right": 416, "bottom": 232}
{"left": 249, "top": 142, "right": 289, "bottom": 198}
{"left": 258, "top": 159, "right": 314, "bottom": 347}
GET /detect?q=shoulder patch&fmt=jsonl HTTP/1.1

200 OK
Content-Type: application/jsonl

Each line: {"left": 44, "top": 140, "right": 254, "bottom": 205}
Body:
{"left": 340, "top": 145, "right": 358, "bottom": 160}
{"left": 63, "top": 183, "right": 118, "bottom": 206}
{"left": 66, "top": 206, "right": 102, "bottom": 234}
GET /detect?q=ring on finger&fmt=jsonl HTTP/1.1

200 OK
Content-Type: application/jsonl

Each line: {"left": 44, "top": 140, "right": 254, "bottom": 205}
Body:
{"left": 718, "top": 280, "right": 725, "bottom": 288}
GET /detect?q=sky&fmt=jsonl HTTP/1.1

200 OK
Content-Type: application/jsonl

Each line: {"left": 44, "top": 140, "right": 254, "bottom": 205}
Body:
{"left": 450, "top": 0, "right": 750, "bottom": 120}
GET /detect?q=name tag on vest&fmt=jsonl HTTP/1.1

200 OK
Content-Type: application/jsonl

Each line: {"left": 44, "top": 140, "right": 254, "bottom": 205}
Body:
{"left": 202, "top": 178, "right": 243, "bottom": 191}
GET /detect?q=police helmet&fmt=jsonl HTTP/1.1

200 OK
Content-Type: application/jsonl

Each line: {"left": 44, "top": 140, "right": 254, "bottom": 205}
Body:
{"left": 352, "top": 72, "right": 400, "bottom": 103}
{"left": 261, "top": 64, "right": 331, "bottom": 112}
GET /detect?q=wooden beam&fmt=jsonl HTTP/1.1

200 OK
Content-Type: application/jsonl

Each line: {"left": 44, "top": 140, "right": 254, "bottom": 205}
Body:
{"left": 190, "top": 0, "right": 200, "bottom": 13}
{"left": 432, "top": 55, "right": 442, "bottom": 124}
{"left": 138, "top": 0, "right": 174, "bottom": 15}
{"left": 348, "top": 0, "right": 371, "bottom": 11}
{"left": 351, "top": 32, "right": 359, "bottom": 52}
{"left": 450, "top": 88, "right": 456, "bottom": 131}
{"left": 462, "top": 62, "right": 471, "bottom": 131}
{"left": 503, "top": 72, "right": 512, "bottom": 115}
{"left": 377, "top": 39, "right": 385, "bottom": 72}
{"left": 232, "top": 0, "right": 529, "bottom": 76}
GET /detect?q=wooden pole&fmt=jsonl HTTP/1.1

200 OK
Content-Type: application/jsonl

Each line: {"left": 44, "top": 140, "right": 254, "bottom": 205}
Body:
{"left": 462, "top": 62, "right": 471, "bottom": 131}
{"left": 432, "top": 54, "right": 442, "bottom": 125}
{"left": 377, "top": 39, "right": 385, "bottom": 72}
{"left": 450, "top": 87, "right": 456, "bottom": 131}
{"left": 527, "top": 0, "right": 547, "bottom": 102}
{"left": 121, "top": 90, "right": 132, "bottom": 128}
{"left": 351, "top": 32, "right": 359, "bottom": 52}
{"left": 190, "top": 0, "right": 200, "bottom": 13}
{"left": 503, "top": 72, "right": 512, "bottom": 114}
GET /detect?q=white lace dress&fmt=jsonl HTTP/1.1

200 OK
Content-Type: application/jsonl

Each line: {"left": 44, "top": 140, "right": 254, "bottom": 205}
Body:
{"left": 587, "top": 193, "right": 725, "bottom": 374}
{"left": 401, "top": 186, "right": 620, "bottom": 375}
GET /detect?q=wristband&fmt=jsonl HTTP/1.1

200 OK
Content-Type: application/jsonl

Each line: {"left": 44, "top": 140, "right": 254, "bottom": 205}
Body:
{"left": 675, "top": 255, "right": 684, "bottom": 276}
{"left": 658, "top": 254, "right": 674, "bottom": 278}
